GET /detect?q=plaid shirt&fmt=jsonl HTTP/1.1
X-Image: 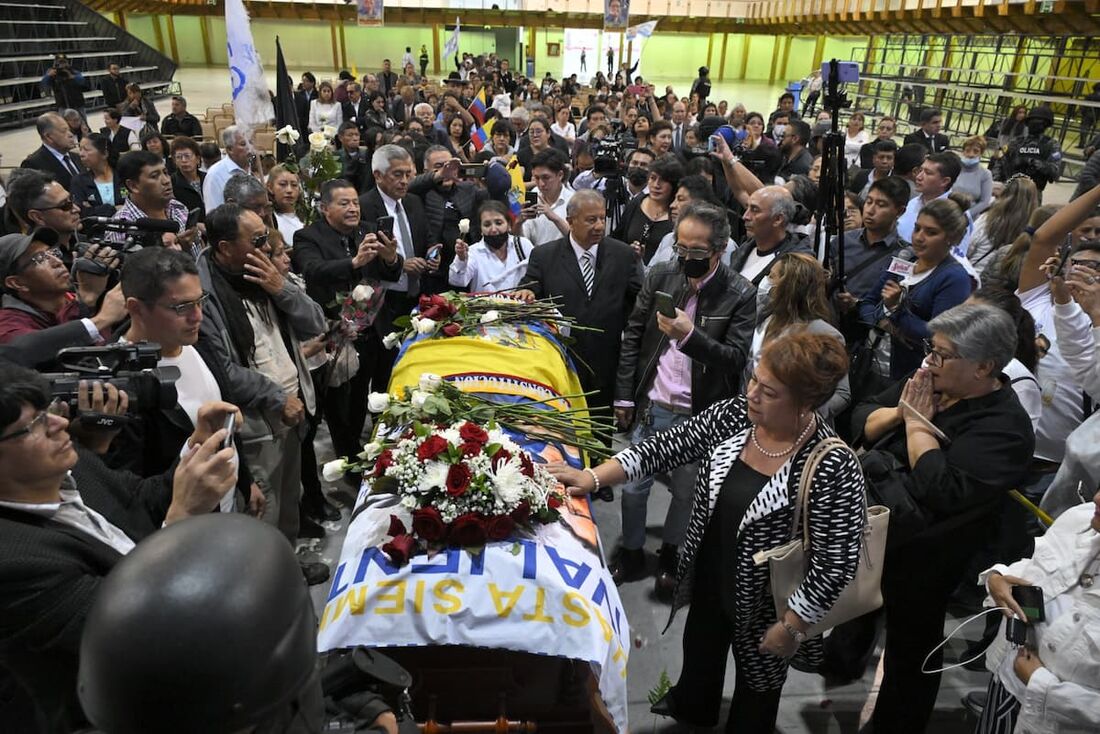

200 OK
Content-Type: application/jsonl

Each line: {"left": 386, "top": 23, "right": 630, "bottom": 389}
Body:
{"left": 106, "top": 198, "right": 190, "bottom": 250}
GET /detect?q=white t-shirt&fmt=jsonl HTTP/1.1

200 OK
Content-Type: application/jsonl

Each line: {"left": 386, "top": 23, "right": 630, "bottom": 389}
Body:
{"left": 276, "top": 212, "right": 304, "bottom": 247}
{"left": 1018, "top": 283, "right": 1085, "bottom": 462}
{"left": 160, "top": 346, "right": 237, "bottom": 513}
{"left": 738, "top": 247, "right": 777, "bottom": 284}
{"left": 1003, "top": 358, "right": 1042, "bottom": 434}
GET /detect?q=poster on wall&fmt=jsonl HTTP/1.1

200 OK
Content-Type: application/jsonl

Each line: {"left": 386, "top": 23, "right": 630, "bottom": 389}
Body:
{"left": 603, "top": 0, "right": 629, "bottom": 31}
{"left": 357, "top": 0, "right": 384, "bottom": 27}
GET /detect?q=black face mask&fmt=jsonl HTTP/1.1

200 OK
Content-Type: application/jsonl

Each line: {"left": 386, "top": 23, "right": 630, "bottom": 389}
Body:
{"left": 484, "top": 232, "right": 509, "bottom": 250}
{"left": 678, "top": 255, "right": 711, "bottom": 279}
{"left": 627, "top": 168, "right": 649, "bottom": 187}
{"left": 1026, "top": 121, "right": 1046, "bottom": 136}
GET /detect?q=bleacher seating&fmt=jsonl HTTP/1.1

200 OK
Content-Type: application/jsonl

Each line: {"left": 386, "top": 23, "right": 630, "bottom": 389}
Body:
{"left": 0, "top": 0, "right": 177, "bottom": 128}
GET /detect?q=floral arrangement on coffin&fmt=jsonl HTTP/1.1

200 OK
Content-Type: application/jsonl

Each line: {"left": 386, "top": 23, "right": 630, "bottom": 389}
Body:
{"left": 321, "top": 373, "right": 613, "bottom": 564}
{"left": 383, "top": 290, "right": 596, "bottom": 351}
{"left": 275, "top": 124, "right": 340, "bottom": 226}
{"left": 343, "top": 419, "right": 566, "bottom": 565}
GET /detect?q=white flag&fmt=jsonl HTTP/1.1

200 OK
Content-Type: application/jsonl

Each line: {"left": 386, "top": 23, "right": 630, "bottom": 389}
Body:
{"left": 443, "top": 17, "right": 461, "bottom": 59}
{"left": 225, "top": 0, "right": 273, "bottom": 128}
{"left": 625, "top": 20, "right": 658, "bottom": 41}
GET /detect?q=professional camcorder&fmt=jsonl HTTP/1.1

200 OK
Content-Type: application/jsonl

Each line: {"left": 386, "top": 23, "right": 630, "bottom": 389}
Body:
{"left": 42, "top": 344, "right": 179, "bottom": 413}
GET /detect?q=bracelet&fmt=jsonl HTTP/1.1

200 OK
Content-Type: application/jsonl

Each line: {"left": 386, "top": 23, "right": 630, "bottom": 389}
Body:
{"left": 583, "top": 468, "right": 601, "bottom": 494}
{"left": 781, "top": 619, "right": 806, "bottom": 644}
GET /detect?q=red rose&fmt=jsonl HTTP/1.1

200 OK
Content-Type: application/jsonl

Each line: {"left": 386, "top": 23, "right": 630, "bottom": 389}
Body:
{"left": 509, "top": 500, "right": 531, "bottom": 523}
{"left": 418, "top": 293, "right": 447, "bottom": 311}
{"left": 459, "top": 441, "right": 482, "bottom": 457}
{"left": 486, "top": 514, "right": 516, "bottom": 541}
{"left": 442, "top": 322, "right": 462, "bottom": 337}
{"left": 382, "top": 534, "right": 417, "bottom": 565}
{"left": 387, "top": 514, "right": 408, "bottom": 537}
{"left": 491, "top": 447, "right": 513, "bottom": 472}
{"left": 416, "top": 435, "right": 449, "bottom": 461}
{"left": 449, "top": 512, "right": 487, "bottom": 547}
{"left": 373, "top": 449, "right": 394, "bottom": 477}
{"left": 446, "top": 463, "right": 473, "bottom": 496}
{"left": 412, "top": 506, "right": 447, "bottom": 542}
{"left": 419, "top": 294, "right": 456, "bottom": 321}
{"left": 458, "top": 422, "right": 489, "bottom": 445}
{"left": 519, "top": 453, "right": 536, "bottom": 478}
{"left": 548, "top": 494, "right": 563, "bottom": 509}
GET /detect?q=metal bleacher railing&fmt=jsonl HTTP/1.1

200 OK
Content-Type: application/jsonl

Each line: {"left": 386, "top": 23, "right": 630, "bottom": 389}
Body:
{"left": 0, "top": 0, "right": 178, "bottom": 129}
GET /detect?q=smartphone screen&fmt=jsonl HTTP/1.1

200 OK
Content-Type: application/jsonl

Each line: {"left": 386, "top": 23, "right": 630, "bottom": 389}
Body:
{"left": 654, "top": 290, "right": 676, "bottom": 318}
{"left": 185, "top": 207, "right": 201, "bottom": 229}
{"left": 426, "top": 244, "right": 442, "bottom": 262}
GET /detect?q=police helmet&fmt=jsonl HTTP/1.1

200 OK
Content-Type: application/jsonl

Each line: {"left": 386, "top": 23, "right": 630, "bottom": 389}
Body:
{"left": 1025, "top": 106, "right": 1054, "bottom": 126}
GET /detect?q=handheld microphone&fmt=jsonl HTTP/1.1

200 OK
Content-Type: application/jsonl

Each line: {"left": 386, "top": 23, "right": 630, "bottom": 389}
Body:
{"left": 81, "top": 217, "right": 182, "bottom": 233}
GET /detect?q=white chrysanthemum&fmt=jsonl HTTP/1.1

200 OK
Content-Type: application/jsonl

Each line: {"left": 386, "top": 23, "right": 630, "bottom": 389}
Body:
{"left": 419, "top": 461, "right": 449, "bottom": 493}
{"left": 491, "top": 459, "right": 527, "bottom": 505}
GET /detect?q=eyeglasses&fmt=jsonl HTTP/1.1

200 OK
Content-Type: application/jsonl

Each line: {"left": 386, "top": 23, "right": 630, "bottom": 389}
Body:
{"left": 30, "top": 198, "right": 76, "bottom": 212}
{"left": 145, "top": 292, "right": 209, "bottom": 316}
{"left": 922, "top": 339, "right": 961, "bottom": 367}
{"left": 250, "top": 230, "right": 270, "bottom": 248}
{"left": 21, "top": 247, "right": 63, "bottom": 270}
{"left": 1070, "top": 258, "right": 1100, "bottom": 272}
{"left": 673, "top": 244, "right": 711, "bottom": 261}
{"left": 0, "top": 401, "right": 61, "bottom": 444}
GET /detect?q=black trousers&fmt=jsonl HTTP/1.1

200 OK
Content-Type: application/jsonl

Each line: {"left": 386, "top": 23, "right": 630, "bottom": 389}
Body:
{"left": 869, "top": 533, "right": 982, "bottom": 733}
{"left": 670, "top": 576, "right": 783, "bottom": 732}
{"left": 323, "top": 329, "right": 394, "bottom": 461}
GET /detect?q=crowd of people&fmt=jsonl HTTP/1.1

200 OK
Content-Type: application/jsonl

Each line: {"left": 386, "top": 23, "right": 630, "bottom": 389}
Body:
{"left": 1, "top": 47, "right": 1099, "bottom": 734}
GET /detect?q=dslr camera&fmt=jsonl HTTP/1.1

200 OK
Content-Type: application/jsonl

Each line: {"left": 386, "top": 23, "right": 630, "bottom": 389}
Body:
{"left": 42, "top": 344, "right": 180, "bottom": 413}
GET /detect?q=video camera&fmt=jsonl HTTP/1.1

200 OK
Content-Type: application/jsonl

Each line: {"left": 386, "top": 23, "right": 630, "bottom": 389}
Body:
{"left": 42, "top": 344, "right": 180, "bottom": 413}
{"left": 591, "top": 123, "right": 626, "bottom": 177}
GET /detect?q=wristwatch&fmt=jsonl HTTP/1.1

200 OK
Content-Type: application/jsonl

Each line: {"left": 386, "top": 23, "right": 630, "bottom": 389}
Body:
{"left": 781, "top": 619, "right": 807, "bottom": 644}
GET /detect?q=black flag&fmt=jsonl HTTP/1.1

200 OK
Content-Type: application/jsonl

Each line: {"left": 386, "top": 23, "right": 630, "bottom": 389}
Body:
{"left": 274, "top": 36, "right": 302, "bottom": 160}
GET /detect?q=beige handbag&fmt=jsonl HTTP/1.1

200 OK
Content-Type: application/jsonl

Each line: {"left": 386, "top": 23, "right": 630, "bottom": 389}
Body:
{"left": 753, "top": 437, "right": 890, "bottom": 638}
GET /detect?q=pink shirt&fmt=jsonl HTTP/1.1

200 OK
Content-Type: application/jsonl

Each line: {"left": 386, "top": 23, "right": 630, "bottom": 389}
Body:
{"left": 645, "top": 268, "right": 717, "bottom": 411}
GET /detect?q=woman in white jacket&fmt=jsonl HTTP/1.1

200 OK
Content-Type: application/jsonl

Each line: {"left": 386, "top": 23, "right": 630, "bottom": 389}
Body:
{"left": 977, "top": 488, "right": 1100, "bottom": 733}
{"left": 308, "top": 80, "right": 343, "bottom": 133}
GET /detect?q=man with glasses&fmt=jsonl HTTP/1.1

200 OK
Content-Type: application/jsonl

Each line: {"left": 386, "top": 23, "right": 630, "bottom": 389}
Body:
{"left": 111, "top": 151, "right": 198, "bottom": 252}
{"left": 7, "top": 170, "right": 85, "bottom": 269}
{"left": 0, "top": 361, "right": 239, "bottom": 732}
{"left": 0, "top": 229, "right": 125, "bottom": 351}
{"left": 198, "top": 203, "right": 329, "bottom": 583}
{"left": 611, "top": 201, "right": 755, "bottom": 594}
{"left": 19, "top": 112, "right": 86, "bottom": 191}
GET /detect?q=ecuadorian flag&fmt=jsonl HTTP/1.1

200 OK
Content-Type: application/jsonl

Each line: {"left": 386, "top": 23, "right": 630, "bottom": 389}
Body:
{"left": 469, "top": 117, "right": 492, "bottom": 152}
{"left": 468, "top": 87, "right": 488, "bottom": 125}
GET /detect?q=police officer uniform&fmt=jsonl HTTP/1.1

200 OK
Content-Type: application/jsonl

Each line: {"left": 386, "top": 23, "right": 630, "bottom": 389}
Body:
{"left": 998, "top": 106, "right": 1064, "bottom": 197}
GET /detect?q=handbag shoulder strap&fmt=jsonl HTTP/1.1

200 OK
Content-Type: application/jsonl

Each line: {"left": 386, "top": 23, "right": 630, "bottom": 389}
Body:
{"left": 789, "top": 436, "right": 856, "bottom": 547}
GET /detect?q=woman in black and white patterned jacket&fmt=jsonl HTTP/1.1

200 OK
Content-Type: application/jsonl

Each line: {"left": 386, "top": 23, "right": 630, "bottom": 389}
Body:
{"left": 550, "top": 331, "right": 867, "bottom": 731}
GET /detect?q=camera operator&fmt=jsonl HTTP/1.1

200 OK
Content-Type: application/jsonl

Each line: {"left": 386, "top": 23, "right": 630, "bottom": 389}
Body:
{"left": 108, "top": 151, "right": 197, "bottom": 252}
{"left": 107, "top": 247, "right": 263, "bottom": 516}
{"left": 0, "top": 230, "right": 125, "bottom": 354}
{"left": 40, "top": 55, "right": 89, "bottom": 120}
{"left": 997, "top": 106, "right": 1064, "bottom": 199}
{"left": 0, "top": 362, "right": 237, "bottom": 733}
{"left": 409, "top": 147, "right": 487, "bottom": 293}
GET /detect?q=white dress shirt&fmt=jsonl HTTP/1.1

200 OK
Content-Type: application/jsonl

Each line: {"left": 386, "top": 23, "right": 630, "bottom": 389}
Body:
{"left": 378, "top": 189, "right": 415, "bottom": 293}
{"left": 521, "top": 185, "right": 574, "bottom": 246}
{"left": 0, "top": 477, "right": 135, "bottom": 555}
{"left": 202, "top": 157, "right": 248, "bottom": 213}
{"left": 449, "top": 236, "right": 535, "bottom": 292}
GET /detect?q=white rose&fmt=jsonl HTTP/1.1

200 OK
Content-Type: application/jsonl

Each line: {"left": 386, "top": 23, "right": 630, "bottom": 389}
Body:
{"left": 323, "top": 124, "right": 337, "bottom": 139}
{"left": 418, "top": 373, "right": 443, "bottom": 392}
{"left": 416, "top": 317, "right": 437, "bottom": 335}
{"left": 410, "top": 389, "right": 430, "bottom": 409}
{"left": 308, "top": 131, "right": 327, "bottom": 152}
{"left": 360, "top": 440, "right": 384, "bottom": 461}
{"left": 382, "top": 332, "right": 401, "bottom": 350}
{"left": 275, "top": 125, "right": 300, "bottom": 145}
{"left": 479, "top": 309, "right": 500, "bottom": 324}
{"left": 321, "top": 458, "right": 348, "bottom": 482}
{"left": 367, "top": 392, "right": 391, "bottom": 412}
{"left": 351, "top": 283, "right": 375, "bottom": 303}
{"left": 458, "top": 218, "right": 470, "bottom": 235}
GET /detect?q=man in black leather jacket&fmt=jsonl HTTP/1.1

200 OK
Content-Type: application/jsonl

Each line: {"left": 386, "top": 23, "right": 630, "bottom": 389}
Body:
{"left": 612, "top": 201, "right": 756, "bottom": 595}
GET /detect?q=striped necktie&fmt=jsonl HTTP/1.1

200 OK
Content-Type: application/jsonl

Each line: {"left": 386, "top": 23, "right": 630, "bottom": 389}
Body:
{"left": 580, "top": 250, "right": 595, "bottom": 297}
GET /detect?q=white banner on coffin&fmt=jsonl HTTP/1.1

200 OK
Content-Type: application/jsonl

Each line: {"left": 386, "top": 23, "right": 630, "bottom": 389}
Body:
{"left": 318, "top": 503, "right": 630, "bottom": 733}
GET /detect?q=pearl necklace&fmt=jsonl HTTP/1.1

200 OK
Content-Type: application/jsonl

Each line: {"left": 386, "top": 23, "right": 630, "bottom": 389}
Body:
{"left": 750, "top": 416, "right": 816, "bottom": 458}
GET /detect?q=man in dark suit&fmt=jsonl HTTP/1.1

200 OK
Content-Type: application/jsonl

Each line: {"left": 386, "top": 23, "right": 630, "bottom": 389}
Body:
{"left": 516, "top": 189, "right": 643, "bottom": 466}
{"left": 341, "top": 82, "right": 371, "bottom": 136}
{"left": 160, "top": 95, "right": 203, "bottom": 139}
{"left": 390, "top": 85, "right": 418, "bottom": 129}
{"left": 293, "top": 178, "right": 402, "bottom": 461}
{"left": 0, "top": 363, "right": 237, "bottom": 733}
{"left": 19, "top": 112, "right": 84, "bottom": 191}
{"left": 294, "top": 73, "right": 318, "bottom": 139}
{"left": 358, "top": 144, "right": 431, "bottom": 340}
{"left": 903, "top": 108, "right": 950, "bottom": 153}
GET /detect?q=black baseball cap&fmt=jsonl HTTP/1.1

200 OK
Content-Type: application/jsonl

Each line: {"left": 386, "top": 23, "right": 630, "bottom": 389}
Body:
{"left": 0, "top": 228, "right": 61, "bottom": 283}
